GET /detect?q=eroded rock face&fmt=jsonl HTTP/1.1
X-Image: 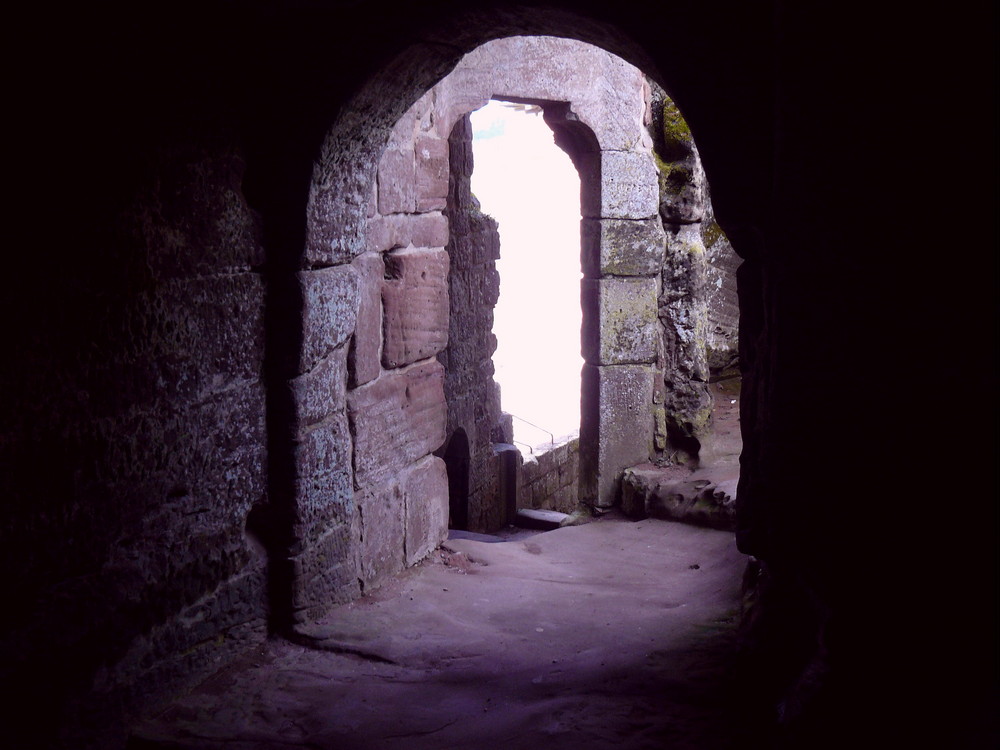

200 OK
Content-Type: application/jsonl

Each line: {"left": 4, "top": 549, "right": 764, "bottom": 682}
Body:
{"left": 298, "top": 265, "right": 360, "bottom": 374}
{"left": 647, "top": 81, "right": 740, "bottom": 461}
{"left": 349, "top": 252, "right": 385, "bottom": 387}
{"left": 621, "top": 467, "right": 736, "bottom": 530}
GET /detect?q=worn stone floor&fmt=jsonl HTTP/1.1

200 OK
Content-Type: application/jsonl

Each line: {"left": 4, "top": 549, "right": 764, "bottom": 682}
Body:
{"left": 130, "top": 381, "right": 746, "bottom": 750}
{"left": 130, "top": 518, "right": 747, "bottom": 749}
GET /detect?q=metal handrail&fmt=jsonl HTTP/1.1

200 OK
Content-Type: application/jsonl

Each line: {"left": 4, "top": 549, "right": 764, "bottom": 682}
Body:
{"left": 512, "top": 439, "right": 535, "bottom": 455}
{"left": 506, "top": 412, "right": 555, "bottom": 446}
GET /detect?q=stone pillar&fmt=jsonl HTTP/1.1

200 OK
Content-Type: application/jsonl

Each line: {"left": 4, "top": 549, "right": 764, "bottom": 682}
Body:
{"left": 574, "top": 126, "right": 662, "bottom": 509}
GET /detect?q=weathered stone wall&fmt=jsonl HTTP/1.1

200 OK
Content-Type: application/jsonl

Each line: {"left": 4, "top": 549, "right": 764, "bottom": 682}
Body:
{"left": 1, "top": 135, "right": 270, "bottom": 747}
{"left": 346, "top": 89, "right": 453, "bottom": 592}
{"left": 0, "top": 32, "right": 733, "bottom": 750}
{"left": 389, "top": 37, "right": 738, "bottom": 515}
{"left": 519, "top": 437, "right": 581, "bottom": 513}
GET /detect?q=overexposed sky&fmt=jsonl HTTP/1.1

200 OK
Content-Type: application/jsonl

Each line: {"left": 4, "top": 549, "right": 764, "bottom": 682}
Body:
{"left": 470, "top": 101, "right": 583, "bottom": 452}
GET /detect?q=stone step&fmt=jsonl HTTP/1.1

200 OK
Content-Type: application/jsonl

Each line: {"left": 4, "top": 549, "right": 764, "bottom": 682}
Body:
{"left": 515, "top": 508, "right": 570, "bottom": 530}
{"left": 447, "top": 529, "right": 505, "bottom": 543}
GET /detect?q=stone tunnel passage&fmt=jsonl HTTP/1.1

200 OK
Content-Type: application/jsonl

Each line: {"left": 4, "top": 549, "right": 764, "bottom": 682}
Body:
{"left": 125, "top": 32, "right": 740, "bottom": 747}
{"left": 470, "top": 100, "right": 584, "bottom": 455}
{"left": 3, "top": 5, "right": 989, "bottom": 748}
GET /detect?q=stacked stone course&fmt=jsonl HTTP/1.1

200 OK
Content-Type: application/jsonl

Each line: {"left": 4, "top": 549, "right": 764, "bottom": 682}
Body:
{"left": 519, "top": 437, "right": 581, "bottom": 513}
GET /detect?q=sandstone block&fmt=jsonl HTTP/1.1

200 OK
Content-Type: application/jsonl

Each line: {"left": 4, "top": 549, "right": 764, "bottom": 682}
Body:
{"left": 298, "top": 265, "right": 359, "bottom": 375}
{"left": 356, "top": 479, "right": 405, "bottom": 590}
{"left": 289, "top": 522, "right": 359, "bottom": 619}
{"left": 468, "top": 37, "right": 646, "bottom": 151}
{"left": 515, "top": 508, "right": 569, "bottom": 530}
{"left": 581, "top": 277, "right": 659, "bottom": 365}
{"left": 582, "top": 150, "right": 659, "bottom": 220}
{"left": 381, "top": 247, "right": 449, "bottom": 368}
{"left": 430, "top": 78, "right": 491, "bottom": 139}
{"left": 366, "top": 212, "right": 449, "bottom": 253}
{"left": 347, "top": 360, "right": 447, "bottom": 488}
{"left": 292, "top": 413, "right": 354, "bottom": 543}
{"left": 415, "top": 135, "right": 449, "bottom": 212}
{"left": 580, "top": 364, "right": 654, "bottom": 507}
{"left": 581, "top": 218, "right": 666, "bottom": 278}
{"left": 289, "top": 345, "right": 347, "bottom": 430}
{"left": 306, "top": 172, "right": 370, "bottom": 265}
{"left": 573, "top": 53, "right": 650, "bottom": 151}
{"left": 403, "top": 455, "right": 449, "bottom": 566}
{"left": 377, "top": 143, "right": 416, "bottom": 215}
{"left": 349, "top": 252, "right": 383, "bottom": 387}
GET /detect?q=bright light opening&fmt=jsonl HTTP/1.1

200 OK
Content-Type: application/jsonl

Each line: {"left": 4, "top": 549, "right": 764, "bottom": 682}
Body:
{"left": 470, "top": 100, "right": 583, "bottom": 454}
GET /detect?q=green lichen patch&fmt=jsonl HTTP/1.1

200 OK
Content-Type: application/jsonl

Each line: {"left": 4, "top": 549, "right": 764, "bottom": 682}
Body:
{"left": 702, "top": 220, "right": 725, "bottom": 249}
{"left": 660, "top": 99, "right": 693, "bottom": 159}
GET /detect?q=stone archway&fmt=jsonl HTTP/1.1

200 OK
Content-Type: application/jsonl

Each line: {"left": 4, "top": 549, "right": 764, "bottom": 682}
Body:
{"left": 364, "top": 37, "right": 667, "bottom": 540}
{"left": 284, "top": 25, "right": 740, "bottom": 620}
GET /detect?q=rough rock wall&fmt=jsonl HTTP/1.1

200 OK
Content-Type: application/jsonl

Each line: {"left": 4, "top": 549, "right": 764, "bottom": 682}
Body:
{"left": 648, "top": 83, "right": 741, "bottom": 462}
{"left": 701, "top": 204, "right": 740, "bottom": 373}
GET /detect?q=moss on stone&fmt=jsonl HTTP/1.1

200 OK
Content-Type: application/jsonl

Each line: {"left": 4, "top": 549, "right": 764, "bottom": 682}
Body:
{"left": 661, "top": 99, "right": 692, "bottom": 147}
{"left": 656, "top": 98, "right": 694, "bottom": 163}
{"left": 702, "top": 220, "right": 724, "bottom": 249}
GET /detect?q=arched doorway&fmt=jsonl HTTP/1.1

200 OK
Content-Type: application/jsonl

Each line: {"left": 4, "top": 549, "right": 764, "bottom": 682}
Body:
{"left": 441, "top": 428, "right": 470, "bottom": 530}
{"left": 288, "top": 24, "right": 743, "bottom": 615}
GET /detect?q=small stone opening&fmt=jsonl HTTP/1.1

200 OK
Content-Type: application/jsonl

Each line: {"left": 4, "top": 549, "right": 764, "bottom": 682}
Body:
{"left": 441, "top": 428, "right": 470, "bottom": 530}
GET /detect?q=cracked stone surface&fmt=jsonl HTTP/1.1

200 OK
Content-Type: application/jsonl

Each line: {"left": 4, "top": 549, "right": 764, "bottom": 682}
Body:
{"left": 131, "top": 518, "right": 745, "bottom": 749}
